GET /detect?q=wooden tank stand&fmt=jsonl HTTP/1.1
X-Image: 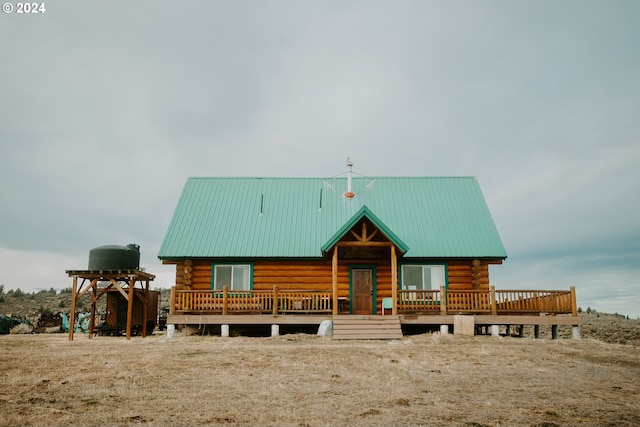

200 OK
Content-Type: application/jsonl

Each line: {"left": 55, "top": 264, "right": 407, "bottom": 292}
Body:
{"left": 65, "top": 269, "right": 155, "bottom": 341}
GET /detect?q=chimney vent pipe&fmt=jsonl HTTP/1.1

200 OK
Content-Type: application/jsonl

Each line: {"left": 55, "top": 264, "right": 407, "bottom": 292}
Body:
{"left": 344, "top": 157, "right": 355, "bottom": 198}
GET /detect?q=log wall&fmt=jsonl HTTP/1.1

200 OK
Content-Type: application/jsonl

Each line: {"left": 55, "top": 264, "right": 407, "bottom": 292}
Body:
{"left": 447, "top": 260, "right": 490, "bottom": 290}
{"left": 170, "top": 258, "right": 493, "bottom": 310}
{"left": 174, "top": 262, "right": 213, "bottom": 290}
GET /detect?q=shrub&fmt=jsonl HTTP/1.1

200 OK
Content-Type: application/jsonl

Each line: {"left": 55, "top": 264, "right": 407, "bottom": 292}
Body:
{"left": 39, "top": 306, "right": 54, "bottom": 317}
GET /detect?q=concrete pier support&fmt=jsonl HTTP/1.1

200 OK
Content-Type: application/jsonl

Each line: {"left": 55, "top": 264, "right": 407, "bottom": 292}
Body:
{"left": 271, "top": 324, "right": 280, "bottom": 337}
{"left": 440, "top": 325, "right": 449, "bottom": 335}
{"left": 491, "top": 325, "right": 500, "bottom": 337}
{"left": 221, "top": 324, "right": 229, "bottom": 337}
{"left": 572, "top": 326, "right": 581, "bottom": 340}
{"left": 453, "top": 315, "right": 474, "bottom": 336}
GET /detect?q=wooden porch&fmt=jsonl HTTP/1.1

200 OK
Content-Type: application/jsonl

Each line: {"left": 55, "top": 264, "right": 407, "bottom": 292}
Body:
{"left": 170, "top": 285, "right": 578, "bottom": 317}
{"left": 168, "top": 285, "right": 581, "bottom": 339}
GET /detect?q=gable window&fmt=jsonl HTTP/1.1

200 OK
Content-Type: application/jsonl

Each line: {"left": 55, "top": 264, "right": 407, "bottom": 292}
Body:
{"left": 213, "top": 265, "right": 251, "bottom": 291}
{"left": 401, "top": 265, "right": 446, "bottom": 290}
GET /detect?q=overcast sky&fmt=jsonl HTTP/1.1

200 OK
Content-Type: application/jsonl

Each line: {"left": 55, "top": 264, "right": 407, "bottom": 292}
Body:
{"left": 1, "top": 1, "right": 638, "bottom": 317}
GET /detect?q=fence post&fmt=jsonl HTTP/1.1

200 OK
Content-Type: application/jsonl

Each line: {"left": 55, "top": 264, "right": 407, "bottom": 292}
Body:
{"left": 440, "top": 286, "right": 447, "bottom": 315}
{"left": 223, "top": 286, "right": 228, "bottom": 315}
{"left": 570, "top": 286, "right": 577, "bottom": 317}
{"left": 490, "top": 286, "right": 497, "bottom": 316}
{"left": 273, "top": 285, "right": 279, "bottom": 316}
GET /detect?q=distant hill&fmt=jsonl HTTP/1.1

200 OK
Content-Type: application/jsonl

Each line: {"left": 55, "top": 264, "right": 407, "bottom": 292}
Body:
{"left": 0, "top": 286, "right": 171, "bottom": 327}
{"left": 0, "top": 286, "right": 638, "bottom": 344}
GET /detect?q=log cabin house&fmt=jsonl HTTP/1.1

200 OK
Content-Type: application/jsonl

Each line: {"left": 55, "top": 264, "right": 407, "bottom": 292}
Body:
{"left": 159, "top": 167, "right": 579, "bottom": 339}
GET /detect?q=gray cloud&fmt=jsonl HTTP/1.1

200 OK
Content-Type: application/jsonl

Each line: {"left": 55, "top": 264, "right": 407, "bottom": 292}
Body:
{"left": 1, "top": 0, "right": 638, "bottom": 317}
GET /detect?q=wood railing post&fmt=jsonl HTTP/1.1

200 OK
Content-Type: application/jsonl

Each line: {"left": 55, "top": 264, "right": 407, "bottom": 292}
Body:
{"left": 170, "top": 286, "right": 176, "bottom": 315}
{"left": 570, "top": 286, "right": 577, "bottom": 317}
{"left": 490, "top": 286, "right": 497, "bottom": 316}
{"left": 273, "top": 285, "right": 279, "bottom": 316}
{"left": 223, "top": 286, "right": 228, "bottom": 315}
{"left": 440, "top": 285, "right": 447, "bottom": 315}
{"left": 332, "top": 247, "right": 338, "bottom": 315}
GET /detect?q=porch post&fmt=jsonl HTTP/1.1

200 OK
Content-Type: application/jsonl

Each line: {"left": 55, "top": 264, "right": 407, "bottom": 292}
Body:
{"left": 391, "top": 245, "right": 398, "bottom": 316}
{"left": 332, "top": 247, "right": 338, "bottom": 315}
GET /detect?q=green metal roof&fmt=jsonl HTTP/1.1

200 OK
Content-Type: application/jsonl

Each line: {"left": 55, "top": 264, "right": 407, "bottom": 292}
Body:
{"left": 158, "top": 176, "right": 507, "bottom": 260}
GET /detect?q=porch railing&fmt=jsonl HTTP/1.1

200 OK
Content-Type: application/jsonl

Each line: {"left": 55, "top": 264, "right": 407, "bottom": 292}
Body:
{"left": 172, "top": 286, "right": 333, "bottom": 315}
{"left": 171, "top": 286, "right": 577, "bottom": 316}
{"left": 397, "top": 286, "right": 576, "bottom": 315}
{"left": 495, "top": 289, "right": 574, "bottom": 314}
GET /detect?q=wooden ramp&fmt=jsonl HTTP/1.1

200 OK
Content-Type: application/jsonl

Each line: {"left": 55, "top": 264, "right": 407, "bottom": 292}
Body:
{"left": 332, "top": 315, "right": 403, "bottom": 340}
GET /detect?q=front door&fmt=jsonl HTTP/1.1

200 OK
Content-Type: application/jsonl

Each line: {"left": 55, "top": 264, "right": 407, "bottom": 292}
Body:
{"left": 352, "top": 268, "right": 373, "bottom": 315}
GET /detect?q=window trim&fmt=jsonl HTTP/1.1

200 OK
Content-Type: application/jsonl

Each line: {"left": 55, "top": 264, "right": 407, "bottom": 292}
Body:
{"left": 399, "top": 263, "right": 448, "bottom": 291}
{"left": 211, "top": 263, "right": 254, "bottom": 291}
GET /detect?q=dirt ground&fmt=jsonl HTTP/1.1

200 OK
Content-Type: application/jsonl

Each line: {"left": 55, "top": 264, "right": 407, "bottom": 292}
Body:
{"left": 1, "top": 328, "right": 639, "bottom": 427}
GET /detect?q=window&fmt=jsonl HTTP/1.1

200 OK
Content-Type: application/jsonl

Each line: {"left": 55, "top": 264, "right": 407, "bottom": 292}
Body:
{"left": 401, "top": 265, "right": 445, "bottom": 290}
{"left": 213, "top": 265, "right": 251, "bottom": 291}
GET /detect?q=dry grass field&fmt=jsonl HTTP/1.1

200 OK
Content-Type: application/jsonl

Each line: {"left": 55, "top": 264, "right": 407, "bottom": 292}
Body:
{"left": 1, "top": 324, "right": 639, "bottom": 427}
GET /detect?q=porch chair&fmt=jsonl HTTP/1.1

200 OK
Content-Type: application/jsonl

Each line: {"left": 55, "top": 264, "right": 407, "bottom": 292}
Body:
{"left": 381, "top": 297, "right": 392, "bottom": 315}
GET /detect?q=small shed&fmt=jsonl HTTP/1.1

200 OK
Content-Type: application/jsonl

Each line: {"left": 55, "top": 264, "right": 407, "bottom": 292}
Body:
{"left": 100, "top": 288, "right": 158, "bottom": 336}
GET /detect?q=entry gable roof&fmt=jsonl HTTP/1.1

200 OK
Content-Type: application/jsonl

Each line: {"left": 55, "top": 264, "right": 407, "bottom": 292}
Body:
{"left": 321, "top": 205, "right": 409, "bottom": 254}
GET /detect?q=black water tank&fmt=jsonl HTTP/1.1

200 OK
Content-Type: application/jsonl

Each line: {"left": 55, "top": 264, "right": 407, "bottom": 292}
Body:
{"left": 88, "top": 244, "right": 140, "bottom": 270}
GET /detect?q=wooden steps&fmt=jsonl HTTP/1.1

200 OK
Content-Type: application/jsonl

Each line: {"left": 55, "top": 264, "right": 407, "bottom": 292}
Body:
{"left": 332, "top": 315, "right": 403, "bottom": 340}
